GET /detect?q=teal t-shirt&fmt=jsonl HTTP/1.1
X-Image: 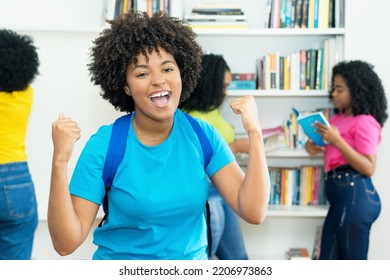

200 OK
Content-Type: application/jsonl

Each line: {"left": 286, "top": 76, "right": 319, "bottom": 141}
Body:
{"left": 69, "top": 109, "right": 234, "bottom": 259}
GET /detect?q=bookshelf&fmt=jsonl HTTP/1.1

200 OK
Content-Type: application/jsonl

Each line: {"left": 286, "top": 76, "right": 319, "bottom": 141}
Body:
{"left": 0, "top": 0, "right": 345, "bottom": 260}
{"left": 182, "top": 0, "right": 345, "bottom": 259}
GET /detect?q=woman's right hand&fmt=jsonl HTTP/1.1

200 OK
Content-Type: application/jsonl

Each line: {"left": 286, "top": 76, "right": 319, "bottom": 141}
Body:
{"left": 230, "top": 95, "right": 261, "bottom": 135}
{"left": 51, "top": 112, "right": 81, "bottom": 163}
{"left": 304, "top": 139, "right": 324, "bottom": 155}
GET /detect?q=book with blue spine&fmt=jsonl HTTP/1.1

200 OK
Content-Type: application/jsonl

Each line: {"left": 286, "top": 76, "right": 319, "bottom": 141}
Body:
{"left": 228, "top": 80, "right": 256, "bottom": 90}
{"left": 293, "top": 108, "right": 330, "bottom": 146}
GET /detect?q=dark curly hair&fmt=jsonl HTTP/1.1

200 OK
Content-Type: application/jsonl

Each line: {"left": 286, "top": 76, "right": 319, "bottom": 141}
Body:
{"left": 330, "top": 60, "right": 388, "bottom": 127}
{"left": 0, "top": 29, "right": 39, "bottom": 92}
{"left": 88, "top": 10, "right": 203, "bottom": 113}
{"left": 179, "top": 54, "right": 230, "bottom": 112}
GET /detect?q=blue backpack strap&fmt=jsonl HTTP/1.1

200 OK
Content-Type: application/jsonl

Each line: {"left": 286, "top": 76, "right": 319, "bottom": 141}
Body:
{"left": 184, "top": 112, "right": 213, "bottom": 258}
{"left": 183, "top": 112, "right": 213, "bottom": 169}
{"left": 99, "top": 113, "right": 132, "bottom": 227}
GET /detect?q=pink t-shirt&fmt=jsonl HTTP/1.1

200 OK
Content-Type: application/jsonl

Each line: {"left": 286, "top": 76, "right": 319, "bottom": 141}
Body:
{"left": 323, "top": 113, "right": 382, "bottom": 172}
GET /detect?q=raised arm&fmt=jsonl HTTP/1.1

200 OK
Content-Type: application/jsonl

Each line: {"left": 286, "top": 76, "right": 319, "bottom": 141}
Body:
{"left": 48, "top": 113, "right": 99, "bottom": 255}
{"left": 212, "top": 96, "right": 270, "bottom": 224}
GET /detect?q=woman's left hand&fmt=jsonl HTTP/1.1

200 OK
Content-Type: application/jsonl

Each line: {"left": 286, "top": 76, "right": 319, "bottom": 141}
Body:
{"left": 315, "top": 122, "right": 342, "bottom": 144}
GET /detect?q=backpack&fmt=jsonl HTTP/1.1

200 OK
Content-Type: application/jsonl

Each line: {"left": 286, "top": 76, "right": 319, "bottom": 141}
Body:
{"left": 99, "top": 112, "right": 213, "bottom": 257}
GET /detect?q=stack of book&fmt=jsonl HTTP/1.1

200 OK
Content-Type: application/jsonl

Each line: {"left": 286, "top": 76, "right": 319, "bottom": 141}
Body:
{"left": 255, "top": 37, "right": 339, "bottom": 91}
{"left": 228, "top": 73, "right": 256, "bottom": 90}
{"left": 184, "top": 3, "right": 248, "bottom": 29}
{"left": 268, "top": 165, "right": 326, "bottom": 206}
{"left": 286, "top": 247, "right": 311, "bottom": 260}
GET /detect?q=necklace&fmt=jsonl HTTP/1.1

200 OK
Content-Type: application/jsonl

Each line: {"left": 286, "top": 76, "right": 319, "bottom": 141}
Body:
{"left": 132, "top": 118, "right": 169, "bottom": 142}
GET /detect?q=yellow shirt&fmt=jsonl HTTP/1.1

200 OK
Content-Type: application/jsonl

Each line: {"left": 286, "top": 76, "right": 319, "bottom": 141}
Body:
{"left": 188, "top": 109, "right": 235, "bottom": 144}
{"left": 0, "top": 86, "right": 33, "bottom": 163}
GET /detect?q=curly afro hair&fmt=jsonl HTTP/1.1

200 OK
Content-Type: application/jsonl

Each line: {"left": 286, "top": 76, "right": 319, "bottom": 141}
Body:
{"left": 88, "top": 10, "right": 203, "bottom": 113}
{"left": 0, "top": 29, "right": 39, "bottom": 92}
{"left": 179, "top": 54, "right": 230, "bottom": 112}
{"left": 330, "top": 60, "right": 388, "bottom": 127}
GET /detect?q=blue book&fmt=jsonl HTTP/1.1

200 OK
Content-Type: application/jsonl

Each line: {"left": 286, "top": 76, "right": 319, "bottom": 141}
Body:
{"left": 228, "top": 80, "right": 256, "bottom": 90}
{"left": 296, "top": 110, "right": 330, "bottom": 146}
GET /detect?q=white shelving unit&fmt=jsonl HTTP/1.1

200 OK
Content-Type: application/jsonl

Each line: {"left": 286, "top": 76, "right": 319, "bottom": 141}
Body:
{"left": 267, "top": 204, "right": 328, "bottom": 217}
{"left": 0, "top": 0, "right": 345, "bottom": 260}
{"left": 182, "top": 0, "right": 345, "bottom": 259}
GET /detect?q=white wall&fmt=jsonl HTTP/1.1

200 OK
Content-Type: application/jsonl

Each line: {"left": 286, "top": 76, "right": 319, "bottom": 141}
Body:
{"left": 0, "top": 0, "right": 120, "bottom": 259}
{"left": 1, "top": 0, "right": 389, "bottom": 260}
{"left": 343, "top": 0, "right": 390, "bottom": 259}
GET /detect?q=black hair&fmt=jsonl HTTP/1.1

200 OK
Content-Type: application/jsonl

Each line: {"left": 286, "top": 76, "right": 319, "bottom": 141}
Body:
{"left": 88, "top": 10, "right": 203, "bottom": 113}
{"left": 330, "top": 60, "right": 388, "bottom": 127}
{"left": 179, "top": 54, "right": 230, "bottom": 112}
{"left": 0, "top": 29, "right": 39, "bottom": 92}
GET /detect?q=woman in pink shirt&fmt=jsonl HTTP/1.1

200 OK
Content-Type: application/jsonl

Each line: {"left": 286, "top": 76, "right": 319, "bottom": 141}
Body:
{"left": 305, "top": 60, "right": 388, "bottom": 259}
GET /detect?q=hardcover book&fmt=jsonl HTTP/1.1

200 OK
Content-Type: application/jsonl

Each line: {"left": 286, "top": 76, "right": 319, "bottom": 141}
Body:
{"left": 228, "top": 80, "right": 256, "bottom": 90}
{"left": 295, "top": 110, "right": 330, "bottom": 146}
{"left": 287, "top": 247, "right": 311, "bottom": 260}
{"left": 232, "top": 73, "right": 256, "bottom": 80}
{"left": 184, "top": 14, "right": 247, "bottom": 22}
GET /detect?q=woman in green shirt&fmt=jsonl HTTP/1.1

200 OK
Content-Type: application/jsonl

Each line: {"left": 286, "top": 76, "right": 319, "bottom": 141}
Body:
{"left": 180, "top": 54, "right": 249, "bottom": 259}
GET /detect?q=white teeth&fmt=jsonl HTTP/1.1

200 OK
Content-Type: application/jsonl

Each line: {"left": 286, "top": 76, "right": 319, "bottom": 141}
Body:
{"left": 150, "top": 91, "right": 169, "bottom": 98}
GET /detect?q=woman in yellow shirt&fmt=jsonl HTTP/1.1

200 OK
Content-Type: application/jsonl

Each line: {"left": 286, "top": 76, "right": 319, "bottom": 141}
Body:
{"left": 0, "top": 29, "right": 40, "bottom": 259}
{"left": 180, "top": 54, "right": 249, "bottom": 259}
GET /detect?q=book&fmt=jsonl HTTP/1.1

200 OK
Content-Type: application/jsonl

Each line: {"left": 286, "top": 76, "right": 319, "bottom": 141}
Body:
{"left": 103, "top": 0, "right": 117, "bottom": 20}
{"left": 294, "top": 0, "right": 303, "bottom": 28}
{"left": 269, "top": 52, "right": 278, "bottom": 89}
{"left": 299, "top": 49, "right": 307, "bottom": 89}
{"left": 192, "top": 9, "right": 244, "bottom": 15}
{"left": 308, "top": 0, "right": 315, "bottom": 28}
{"left": 312, "top": 225, "right": 323, "bottom": 260}
{"left": 279, "top": 56, "right": 285, "bottom": 89}
{"left": 187, "top": 21, "right": 248, "bottom": 29}
{"left": 263, "top": 131, "right": 284, "bottom": 152}
{"left": 228, "top": 80, "right": 256, "bottom": 90}
{"left": 301, "top": 0, "right": 309, "bottom": 28}
{"left": 295, "top": 110, "right": 330, "bottom": 146}
{"left": 235, "top": 127, "right": 283, "bottom": 154}
{"left": 283, "top": 56, "right": 291, "bottom": 90}
{"left": 308, "top": 49, "right": 317, "bottom": 89}
{"left": 184, "top": 14, "right": 247, "bottom": 22}
{"left": 315, "top": 47, "right": 323, "bottom": 89}
{"left": 256, "top": 58, "right": 265, "bottom": 89}
{"left": 264, "top": 0, "right": 273, "bottom": 28}
{"left": 287, "top": 247, "right": 311, "bottom": 260}
{"left": 192, "top": 3, "right": 242, "bottom": 9}
{"left": 289, "top": 0, "right": 297, "bottom": 28}
{"left": 232, "top": 73, "right": 256, "bottom": 80}
{"left": 191, "top": 3, "right": 244, "bottom": 15}
{"left": 318, "top": 0, "right": 330, "bottom": 28}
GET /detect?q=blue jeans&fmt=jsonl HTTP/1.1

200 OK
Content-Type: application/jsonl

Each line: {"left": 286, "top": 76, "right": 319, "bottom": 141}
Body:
{"left": 0, "top": 162, "right": 38, "bottom": 260}
{"left": 319, "top": 166, "right": 381, "bottom": 260}
{"left": 208, "top": 187, "right": 248, "bottom": 260}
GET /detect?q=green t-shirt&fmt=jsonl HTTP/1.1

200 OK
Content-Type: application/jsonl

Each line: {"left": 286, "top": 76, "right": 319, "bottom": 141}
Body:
{"left": 188, "top": 109, "right": 235, "bottom": 144}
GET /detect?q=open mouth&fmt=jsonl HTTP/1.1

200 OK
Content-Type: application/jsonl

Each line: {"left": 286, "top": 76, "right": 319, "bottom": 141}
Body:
{"left": 150, "top": 91, "right": 171, "bottom": 108}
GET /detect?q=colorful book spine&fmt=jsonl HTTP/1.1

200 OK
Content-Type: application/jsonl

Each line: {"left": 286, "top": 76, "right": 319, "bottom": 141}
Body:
{"left": 228, "top": 80, "right": 257, "bottom": 90}
{"left": 232, "top": 73, "right": 256, "bottom": 80}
